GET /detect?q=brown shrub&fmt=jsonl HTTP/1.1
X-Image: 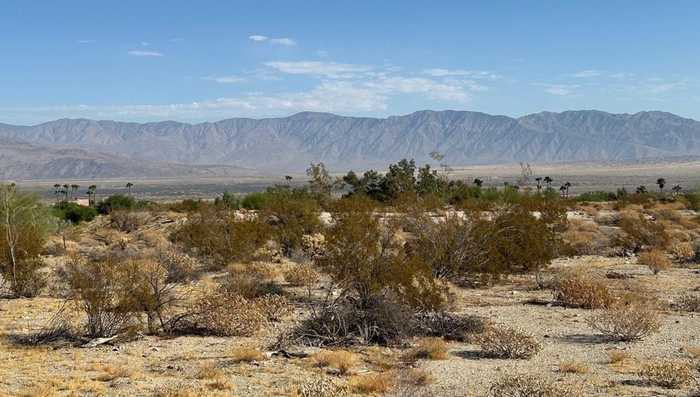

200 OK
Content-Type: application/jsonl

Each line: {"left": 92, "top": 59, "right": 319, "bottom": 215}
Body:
{"left": 670, "top": 242, "right": 695, "bottom": 262}
{"left": 297, "top": 377, "right": 349, "bottom": 397}
{"left": 558, "top": 361, "right": 589, "bottom": 374}
{"left": 349, "top": 373, "right": 394, "bottom": 394}
{"left": 186, "top": 291, "right": 266, "bottom": 337}
{"left": 256, "top": 294, "right": 293, "bottom": 322}
{"left": 587, "top": 303, "right": 661, "bottom": 341}
{"left": 109, "top": 210, "right": 144, "bottom": 233}
{"left": 410, "top": 311, "right": 486, "bottom": 342}
{"left": 618, "top": 215, "right": 670, "bottom": 251}
{"left": 638, "top": 360, "right": 694, "bottom": 388}
{"left": 607, "top": 350, "right": 631, "bottom": 364}
{"left": 313, "top": 350, "right": 358, "bottom": 375}
{"left": 284, "top": 263, "right": 320, "bottom": 287}
{"left": 219, "top": 265, "right": 281, "bottom": 299}
{"left": 404, "top": 337, "right": 449, "bottom": 361}
{"left": 488, "top": 374, "right": 581, "bottom": 397}
{"left": 553, "top": 268, "right": 616, "bottom": 309}
{"left": 157, "top": 249, "right": 198, "bottom": 283}
{"left": 638, "top": 249, "right": 672, "bottom": 274}
{"left": 478, "top": 325, "right": 541, "bottom": 359}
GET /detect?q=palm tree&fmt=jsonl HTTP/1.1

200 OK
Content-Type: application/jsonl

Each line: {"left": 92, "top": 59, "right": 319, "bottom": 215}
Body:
{"left": 62, "top": 184, "right": 70, "bottom": 200}
{"left": 636, "top": 185, "right": 647, "bottom": 194}
{"left": 672, "top": 184, "right": 683, "bottom": 195}
{"left": 564, "top": 181, "right": 571, "bottom": 198}
{"left": 71, "top": 184, "right": 80, "bottom": 200}
{"left": 473, "top": 178, "right": 483, "bottom": 188}
{"left": 559, "top": 185, "right": 567, "bottom": 197}
{"left": 284, "top": 175, "right": 293, "bottom": 186}
{"left": 656, "top": 178, "right": 666, "bottom": 193}
{"left": 53, "top": 184, "right": 61, "bottom": 202}
{"left": 543, "top": 176, "right": 553, "bottom": 189}
{"left": 126, "top": 182, "right": 134, "bottom": 196}
{"left": 535, "top": 177, "right": 543, "bottom": 193}
{"left": 87, "top": 185, "right": 97, "bottom": 207}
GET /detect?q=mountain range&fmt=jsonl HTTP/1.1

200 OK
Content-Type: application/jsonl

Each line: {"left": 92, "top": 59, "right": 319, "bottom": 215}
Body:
{"left": 2, "top": 110, "right": 700, "bottom": 179}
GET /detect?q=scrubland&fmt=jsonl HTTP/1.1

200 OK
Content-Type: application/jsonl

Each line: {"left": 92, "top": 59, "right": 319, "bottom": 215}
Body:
{"left": 1, "top": 161, "right": 700, "bottom": 396}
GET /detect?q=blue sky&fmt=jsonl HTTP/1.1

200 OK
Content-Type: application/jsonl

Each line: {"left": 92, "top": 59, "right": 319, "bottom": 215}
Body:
{"left": 2, "top": 1, "right": 700, "bottom": 124}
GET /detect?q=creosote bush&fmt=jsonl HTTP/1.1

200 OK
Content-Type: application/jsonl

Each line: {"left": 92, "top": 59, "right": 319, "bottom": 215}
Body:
{"left": 618, "top": 214, "right": 670, "bottom": 252}
{"left": 587, "top": 303, "right": 661, "bottom": 342}
{"left": 638, "top": 360, "right": 694, "bottom": 388}
{"left": 478, "top": 325, "right": 541, "bottom": 359}
{"left": 553, "top": 268, "right": 616, "bottom": 309}
{"left": 638, "top": 249, "right": 672, "bottom": 274}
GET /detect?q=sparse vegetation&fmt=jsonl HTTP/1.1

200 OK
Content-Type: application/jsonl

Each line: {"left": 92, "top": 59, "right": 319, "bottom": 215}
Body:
{"left": 489, "top": 374, "right": 580, "bottom": 397}
{"left": 638, "top": 360, "right": 694, "bottom": 388}
{"left": 638, "top": 249, "right": 673, "bottom": 274}
{"left": 587, "top": 303, "right": 661, "bottom": 341}
{"left": 478, "top": 325, "right": 542, "bottom": 359}
{"left": 553, "top": 268, "right": 616, "bottom": 309}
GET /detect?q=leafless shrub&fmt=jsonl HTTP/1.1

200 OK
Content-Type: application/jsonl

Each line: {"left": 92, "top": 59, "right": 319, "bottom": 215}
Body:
{"left": 411, "top": 311, "right": 486, "bottom": 341}
{"left": 587, "top": 303, "right": 661, "bottom": 342}
{"left": 638, "top": 360, "right": 694, "bottom": 388}
{"left": 478, "top": 325, "right": 541, "bottom": 359}
{"left": 284, "top": 263, "right": 320, "bottom": 287}
{"left": 489, "top": 374, "right": 581, "bottom": 397}
{"left": 109, "top": 210, "right": 145, "bottom": 233}
{"left": 157, "top": 249, "right": 198, "bottom": 283}
{"left": 638, "top": 249, "right": 672, "bottom": 274}
{"left": 553, "top": 268, "right": 616, "bottom": 309}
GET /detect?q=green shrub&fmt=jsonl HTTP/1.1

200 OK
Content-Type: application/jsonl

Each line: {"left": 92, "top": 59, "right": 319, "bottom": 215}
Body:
{"left": 52, "top": 202, "right": 98, "bottom": 224}
{"left": 576, "top": 191, "right": 617, "bottom": 202}
{"left": 97, "top": 194, "right": 135, "bottom": 214}
{"left": 240, "top": 192, "right": 269, "bottom": 210}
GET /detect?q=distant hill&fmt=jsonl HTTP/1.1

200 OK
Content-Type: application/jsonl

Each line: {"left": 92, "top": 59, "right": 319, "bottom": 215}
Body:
{"left": 2, "top": 110, "right": 700, "bottom": 178}
{"left": 0, "top": 137, "right": 257, "bottom": 180}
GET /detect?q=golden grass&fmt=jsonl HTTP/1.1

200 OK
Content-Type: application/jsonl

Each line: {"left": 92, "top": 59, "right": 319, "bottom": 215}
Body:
{"left": 196, "top": 362, "right": 225, "bottom": 380}
{"left": 404, "top": 337, "right": 449, "bottom": 361}
{"left": 230, "top": 347, "right": 265, "bottom": 364}
{"left": 607, "top": 350, "right": 631, "bottom": 365}
{"left": 94, "top": 364, "right": 135, "bottom": 382}
{"left": 558, "top": 360, "right": 590, "bottom": 374}
{"left": 349, "top": 372, "right": 394, "bottom": 394}
{"left": 312, "top": 350, "right": 358, "bottom": 375}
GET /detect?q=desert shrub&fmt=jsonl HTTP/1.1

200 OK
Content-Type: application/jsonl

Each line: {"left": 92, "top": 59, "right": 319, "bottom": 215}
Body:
{"left": 553, "top": 268, "right": 616, "bottom": 309}
{"left": 675, "top": 294, "right": 700, "bottom": 312}
{"left": 301, "top": 233, "right": 326, "bottom": 261}
{"left": 618, "top": 214, "right": 670, "bottom": 251}
{"left": 576, "top": 191, "right": 616, "bottom": 202}
{"left": 220, "top": 264, "right": 282, "bottom": 299}
{"left": 561, "top": 219, "right": 611, "bottom": 255}
{"left": 670, "top": 242, "right": 695, "bottom": 262}
{"left": 185, "top": 291, "right": 266, "bottom": 337}
{"left": 109, "top": 210, "right": 144, "bottom": 233}
{"left": 297, "top": 377, "right": 349, "bottom": 397}
{"left": 97, "top": 194, "right": 135, "bottom": 214}
{"left": 478, "top": 325, "right": 541, "bottom": 359}
{"left": 59, "top": 256, "right": 138, "bottom": 337}
{"left": 558, "top": 361, "right": 589, "bottom": 374}
{"left": 256, "top": 294, "right": 293, "bottom": 322}
{"left": 607, "top": 350, "right": 631, "bottom": 364}
{"left": 638, "top": 249, "right": 672, "bottom": 274}
{"left": 157, "top": 250, "right": 198, "bottom": 283}
{"left": 489, "top": 374, "right": 580, "bottom": 397}
{"left": 0, "top": 185, "right": 52, "bottom": 298}
{"left": 52, "top": 202, "right": 98, "bottom": 224}
{"left": 240, "top": 191, "right": 269, "bottom": 210}
{"left": 638, "top": 360, "right": 694, "bottom": 388}
{"left": 284, "top": 263, "right": 320, "bottom": 287}
{"left": 587, "top": 303, "right": 661, "bottom": 341}
{"left": 410, "top": 311, "right": 486, "bottom": 341}
{"left": 349, "top": 373, "right": 395, "bottom": 394}
{"left": 404, "top": 337, "right": 449, "bottom": 361}
{"left": 261, "top": 188, "right": 321, "bottom": 256}
{"left": 313, "top": 350, "right": 358, "bottom": 375}
{"left": 594, "top": 211, "right": 621, "bottom": 226}
{"left": 172, "top": 207, "right": 271, "bottom": 268}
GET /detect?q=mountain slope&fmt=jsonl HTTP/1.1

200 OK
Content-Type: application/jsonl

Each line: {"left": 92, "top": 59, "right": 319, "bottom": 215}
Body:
{"left": 1, "top": 110, "right": 700, "bottom": 174}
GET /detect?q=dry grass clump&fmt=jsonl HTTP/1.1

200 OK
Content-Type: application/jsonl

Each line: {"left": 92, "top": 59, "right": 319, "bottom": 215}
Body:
{"left": 349, "top": 372, "right": 395, "bottom": 394}
{"left": 404, "top": 337, "right": 449, "bottom": 361}
{"left": 608, "top": 350, "right": 631, "bottom": 364}
{"left": 297, "top": 377, "right": 349, "bottom": 397}
{"left": 553, "top": 268, "right": 616, "bottom": 309}
{"left": 206, "top": 377, "right": 234, "bottom": 391}
{"left": 638, "top": 249, "right": 673, "bottom": 274}
{"left": 313, "top": 350, "right": 358, "bottom": 375}
{"left": 478, "top": 325, "right": 541, "bottom": 359}
{"left": 229, "top": 347, "right": 265, "bottom": 363}
{"left": 558, "top": 361, "right": 590, "bottom": 374}
{"left": 488, "top": 374, "right": 581, "bottom": 397}
{"left": 638, "top": 360, "right": 694, "bottom": 388}
{"left": 284, "top": 263, "right": 320, "bottom": 287}
{"left": 670, "top": 241, "right": 695, "bottom": 262}
{"left": 587, "top": 303, "right": 661, "bottom": 342}
{"left": 94, "top": 364, "right": 135, "bottom": 382}
{"left": 195, "top": 362, "right": 225, "bottom": 380}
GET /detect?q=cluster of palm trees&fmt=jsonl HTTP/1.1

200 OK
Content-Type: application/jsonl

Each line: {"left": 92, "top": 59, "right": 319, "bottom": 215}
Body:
{"left": 51, "top": 182, "right": 134, "bottom": 206}
{"left": 635, "top": 178, "right": 683, "bottom": 195}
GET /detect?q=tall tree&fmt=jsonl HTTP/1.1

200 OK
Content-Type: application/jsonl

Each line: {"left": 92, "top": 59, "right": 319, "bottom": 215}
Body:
{"left": 473, "top": 178, "right": 483, "bottom": 188}
{"left": 543, "top": 176, "right": 553, "bottom": 189}
{"left": 126, "top": 182, "right": 134, "bottom": 196}
{"left": 656, "top": 178, "right": 666, "bottom": 193}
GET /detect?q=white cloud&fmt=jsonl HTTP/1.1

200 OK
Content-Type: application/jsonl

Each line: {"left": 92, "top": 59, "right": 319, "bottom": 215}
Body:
{"left": 249, "top": 35, "right": 268, "bottom": 42}
{"left": 365, "top": 77, "right": 471, "bottom": 102}
{"left": 422, "top": 68, "right": 501, "bottom": 80}
{"left": 645, "top": 81, "right": 686, "bottom": 94}
{"left": 572, "top": 70, "right": 602, "bottom": 78}
{"left": 203, "top": 75, "right": 247, "bottom": 84}
{"left": 269, "top": 37, "right": 296, "bottom": 46}
{"left": 128, "top": 50, "right": 164, "bottom": 57}
{"left": 140, "top": 41, "right": 150, "bottom": 47}
{"left": 535, "top": 83, "right": 579, "bottom": 96}
{"left": 264, "top": 61, "right": 372, "bottom": 79}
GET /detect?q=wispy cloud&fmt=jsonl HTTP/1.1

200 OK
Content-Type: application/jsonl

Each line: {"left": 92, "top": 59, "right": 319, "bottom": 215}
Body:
{"left": 249, "top": 35, "right": 297, "bottom": 46}
{"left": 203, "top": 75, "right": 247, "bottom": 84}
{"left": 572, "top": 69, "right": 602, "bottom": 78}
{"left": 535, "top": 83, "right": 580, "bottom": 96}
{"left": 128, "top": 50, "right": 164, "bottom": 57}
{"left": 422, "top": 68, "right": 501, "bottom": 80}
{"left": 264, "top": 61, "right": 372, "bottom": 79}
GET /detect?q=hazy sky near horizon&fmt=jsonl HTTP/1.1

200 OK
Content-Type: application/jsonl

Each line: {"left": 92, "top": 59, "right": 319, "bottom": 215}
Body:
{"left": 2, "top": 1, "right": 700, "bottom": 124}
